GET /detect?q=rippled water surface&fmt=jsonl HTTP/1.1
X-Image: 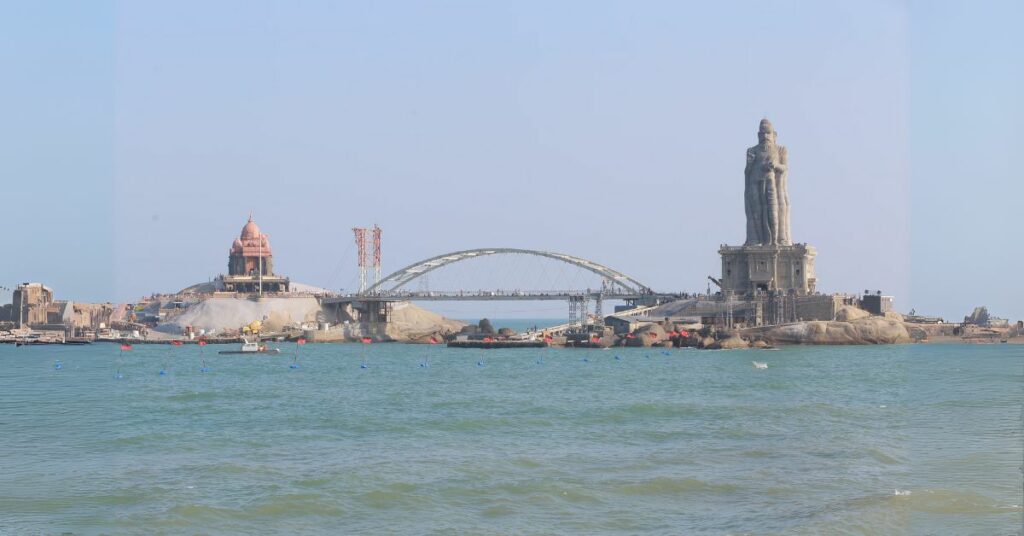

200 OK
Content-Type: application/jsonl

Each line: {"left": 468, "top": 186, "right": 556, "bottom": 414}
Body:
{"left": 1, "top": 340, "right": 1021, "bottom": 535}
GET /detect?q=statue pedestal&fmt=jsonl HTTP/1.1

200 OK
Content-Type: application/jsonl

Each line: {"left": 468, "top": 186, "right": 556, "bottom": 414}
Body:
{"left": 718, "top": 243, "right": 816, "bottom": 296}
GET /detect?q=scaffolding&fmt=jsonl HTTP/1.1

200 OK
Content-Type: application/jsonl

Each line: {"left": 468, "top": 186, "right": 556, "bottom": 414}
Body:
{"left": 352, "top": 228, "right": 368, "bottom": 294}
{"left": 568, "top": 294, "right": 589, "bottom": 327}
{"left": 353, "top": 225, "right": 383, "bottom": 295}
{"left": 372, "top": 225, "right": 382, "bottom": 291}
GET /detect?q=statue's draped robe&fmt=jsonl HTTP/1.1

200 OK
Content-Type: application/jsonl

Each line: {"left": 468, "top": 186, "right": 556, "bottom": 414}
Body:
{"left": 744, "top": 142, "right": 790, "bottom": 246}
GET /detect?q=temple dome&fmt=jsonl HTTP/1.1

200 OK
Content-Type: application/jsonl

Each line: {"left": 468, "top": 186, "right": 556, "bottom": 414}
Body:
{"left": 229, "top": 214, "right": 273, "bottom": 257}
{"left": 241, "top": 217, "right": 261, "bottom": 240}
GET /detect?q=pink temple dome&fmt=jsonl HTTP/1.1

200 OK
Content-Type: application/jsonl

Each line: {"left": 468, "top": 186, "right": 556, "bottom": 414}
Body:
{"left": 240, "top": 217, "right": 261, "bottom": 240}
{"left": 232, "top": 215, "right": 273, "bottom": 256}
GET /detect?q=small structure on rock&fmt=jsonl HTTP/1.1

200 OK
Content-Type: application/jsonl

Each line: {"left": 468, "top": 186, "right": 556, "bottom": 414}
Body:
{"left": 221, "top": 213, "right": 290, "bottom": 294}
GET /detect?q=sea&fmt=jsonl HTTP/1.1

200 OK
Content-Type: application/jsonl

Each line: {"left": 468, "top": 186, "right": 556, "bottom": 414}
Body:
{"left": 1, "top": 321, "right": 1021, "bottom": 535}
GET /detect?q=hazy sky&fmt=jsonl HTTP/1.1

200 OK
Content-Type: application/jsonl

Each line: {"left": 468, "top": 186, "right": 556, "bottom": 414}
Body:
{"left": 2, "top": 1, "right": 1021, "bottom": 321}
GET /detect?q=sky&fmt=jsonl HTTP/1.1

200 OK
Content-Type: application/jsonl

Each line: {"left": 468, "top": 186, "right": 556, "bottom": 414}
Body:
{"left": 1, "top": 0, "right": 1021, "bottom": 322}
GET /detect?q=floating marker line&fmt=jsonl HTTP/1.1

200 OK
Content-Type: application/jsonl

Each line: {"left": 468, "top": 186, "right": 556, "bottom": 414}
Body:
{"left": 291, "top": 338, "right": 305, "bottom": 369}
{"left": 115, "top": 342, "right": 131, "bottom": 379}
{"left": 360, "top": 336, "right": 371, "bottom": 368}
{"left": 197, "top": 338, "right": 210, "bottom": 372}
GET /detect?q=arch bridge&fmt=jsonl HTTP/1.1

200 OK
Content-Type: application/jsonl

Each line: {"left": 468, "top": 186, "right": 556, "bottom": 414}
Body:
{"left": 320, "top": 248, "right": 683, "bottom": 329}
{"left": 323, "top": 248, "right": 681, "bottom": 305}
{"left": 365, "top": 248, "right": 653, "bottom": 297}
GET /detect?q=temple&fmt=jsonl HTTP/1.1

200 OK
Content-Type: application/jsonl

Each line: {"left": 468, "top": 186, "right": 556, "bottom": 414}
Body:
{"left": 719, "top": 119, "right": 817, "bottom": 296}
{"left": 220, "top": 214, "right": 290, "bottom": 294}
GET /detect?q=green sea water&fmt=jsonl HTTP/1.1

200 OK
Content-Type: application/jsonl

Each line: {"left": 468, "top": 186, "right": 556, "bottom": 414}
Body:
{"left": 1, "top": 334, "right": 1021, "bottom": 535}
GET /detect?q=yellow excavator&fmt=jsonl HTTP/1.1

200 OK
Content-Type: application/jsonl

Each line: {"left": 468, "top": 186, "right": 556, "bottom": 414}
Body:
{"left": 241, "top": 320, "right": 262, "bottom": 336}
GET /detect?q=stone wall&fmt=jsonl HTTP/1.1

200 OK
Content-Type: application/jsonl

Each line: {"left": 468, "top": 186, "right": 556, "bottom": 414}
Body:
{"left": 794, "top": 294, "right": 848, "bottom": 321}
{"left": 720, "top": 244, "right": 816, "bottom": 295}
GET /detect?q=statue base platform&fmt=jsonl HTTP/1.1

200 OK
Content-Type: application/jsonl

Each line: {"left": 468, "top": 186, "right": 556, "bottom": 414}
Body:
{"left": 718, "top": 243, "right": 817, "bottom": 296}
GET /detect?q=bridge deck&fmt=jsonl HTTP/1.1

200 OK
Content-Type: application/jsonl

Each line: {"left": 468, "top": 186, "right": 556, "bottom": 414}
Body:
{"left": 323, "top": 291, "right": 683, "bottom": 304}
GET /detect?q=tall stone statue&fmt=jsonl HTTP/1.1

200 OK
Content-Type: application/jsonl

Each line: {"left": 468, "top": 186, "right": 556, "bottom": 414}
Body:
{"left": 744, "top": 118, "right": 791, "bottom": 245}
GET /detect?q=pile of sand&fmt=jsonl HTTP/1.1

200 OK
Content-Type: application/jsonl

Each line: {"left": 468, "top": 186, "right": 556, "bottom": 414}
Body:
{"left": 155, "top": 297, "right": 322, "bottom": 335}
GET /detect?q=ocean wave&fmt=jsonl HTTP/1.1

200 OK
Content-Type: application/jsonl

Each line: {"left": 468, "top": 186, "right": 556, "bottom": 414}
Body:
{"left": 616, "top": 476, "right": 739, "bottom": 496}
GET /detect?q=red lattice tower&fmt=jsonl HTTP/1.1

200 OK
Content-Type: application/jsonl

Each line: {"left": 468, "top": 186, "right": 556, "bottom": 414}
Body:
{"left": 372, "top": 225, "right": 382, "bottom": 291}
{"left": 352, "top": 227, "right": 368, "bottom": 294}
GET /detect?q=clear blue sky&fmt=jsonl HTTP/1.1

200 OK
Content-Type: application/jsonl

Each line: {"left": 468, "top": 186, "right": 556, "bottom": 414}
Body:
{"left": 2, "top": 1, "right": 1021, "bottom": 322}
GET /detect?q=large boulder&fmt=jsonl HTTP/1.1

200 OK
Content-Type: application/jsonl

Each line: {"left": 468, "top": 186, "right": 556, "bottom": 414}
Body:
{"left": 884, "top": 311, "right": 905, "bottom": 322}
{"left": 755, "top": 317, "right": 910, "bottom": 345}
{"left": 384, "top": 302, "right": 466, "bottom": 342}
{"left": 627, "top": 324, "right": 667, "bottom": 347}
{"left": 709, "top": 334, "right": 749, "bottom": 349}
{"left": 835, "top": 305, "right": 870, "bottom": 322}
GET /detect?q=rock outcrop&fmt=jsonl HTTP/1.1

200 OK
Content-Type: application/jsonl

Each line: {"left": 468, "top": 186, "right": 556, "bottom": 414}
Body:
{"left": 624, "top": 324, "right": 668, "bottom": 347}
{"left": 835, "top": 305, "right": 870, "bottom": 322}
{"left": 382, "top": 302, "right": 466, "bottom": 342}
{"left": 748, "top": 316, "right": 910, "bottom": 345}
{"left": 710, "top": 334, "right": 750, "bottom": 349}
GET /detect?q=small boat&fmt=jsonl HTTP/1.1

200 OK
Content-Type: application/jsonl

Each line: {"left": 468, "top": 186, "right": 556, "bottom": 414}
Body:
{"left": 218, "top": 339, "right": 281, "bottom": 355}
{"left": 752, "top": 361, "right": 768, "bottom": 369}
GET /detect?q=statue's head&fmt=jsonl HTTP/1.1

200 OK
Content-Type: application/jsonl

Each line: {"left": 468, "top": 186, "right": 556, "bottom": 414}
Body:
{"left": 758, "top": 118, "right": 776, "bottom": 145}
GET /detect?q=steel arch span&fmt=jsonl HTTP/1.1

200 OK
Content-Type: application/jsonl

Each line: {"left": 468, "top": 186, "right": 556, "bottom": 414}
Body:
{"left": 365, "top": 248, "right": 651, "bottom": 294}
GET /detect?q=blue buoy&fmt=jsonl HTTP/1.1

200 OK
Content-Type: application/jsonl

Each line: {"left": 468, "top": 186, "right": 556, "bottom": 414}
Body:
{"left": 582, "top": 357, "right": 589, "bottom": 363}
{"left": 360, "top": 363, "right": 368, "bottom": 369}
{"left": 661, "top": 350, "right": 671, "bottom": 356}
{"left": 536, "top": 359, "right": 543, "bottom": 365}
{"left": 200, "top": 367, "right": 210, "bottom": 373}
{"left": 645, "top": 354, "right": 650, "bottom": 359}
{"left": 54, "top": 361, "right": 62, "bottom": 370}
{"left": 477, "top": 361, "right": 483, "bottom": 367}
{"left": 159, "top": 369, "right": 167, "bottom": 375}
{"left": 614, "top": 355, "right": 621, "bottom": 360}
{"left": 289, "top": 364, "right": 300, "bottom": 369}
{"left": 115, "top": 373, "right": 124, "bottom": 379}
